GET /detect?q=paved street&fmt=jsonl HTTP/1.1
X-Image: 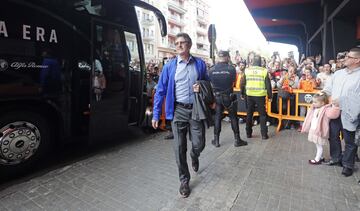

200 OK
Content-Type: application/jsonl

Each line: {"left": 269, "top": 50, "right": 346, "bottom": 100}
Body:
{"left": 1, "top": 123, "right": 360, "bottom": 211}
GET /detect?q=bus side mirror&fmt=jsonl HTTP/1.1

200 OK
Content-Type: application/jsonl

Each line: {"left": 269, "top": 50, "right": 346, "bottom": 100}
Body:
{"left": 78, "top": 61, "right": 91, "bottom": 71}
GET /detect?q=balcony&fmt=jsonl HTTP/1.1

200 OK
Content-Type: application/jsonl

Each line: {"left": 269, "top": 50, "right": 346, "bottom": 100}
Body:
{"left": 141, "top": 18, "right": 154, "bottom": 26}
{"left": 168, "top": 15, "right": 185, "bottom": 27}
{"left": 142, "top": 34, "right": 155, "bottom": 42}
{"left": 197, "top": 15, "right": 208, "bottom": 25}
{"left": 196, "top": 38, "right": 208, "bottom": 45}
{"left": 168, "top": 29, "right": 180, "bottom": 37}
{"left": 168, "top": 0, "right": 187, "bottom": 14}
{"left": 196, "top": 42, "right": 208, "bottom": 53}
{"left": 196, "top": 27, "right": 207, "bottom": 36}
{"left": 197, "top": 48, "right": 209, "bottom": 55}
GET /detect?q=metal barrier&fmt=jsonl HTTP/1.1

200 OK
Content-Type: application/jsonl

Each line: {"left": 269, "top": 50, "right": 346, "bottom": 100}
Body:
{"left": 266, "top": 89, "right": 319, "bottom": 132}
{"left": 155, "top": 88, "right": 320, "bottom": 132}
{"left": 223, "top": 88, "right": 319, "bottom": 133}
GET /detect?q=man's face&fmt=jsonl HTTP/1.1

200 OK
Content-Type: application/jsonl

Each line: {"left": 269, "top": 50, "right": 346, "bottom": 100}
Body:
{"left": 344, "top": 51, "right": 360, "bottom": 68}
{"left": 175, "top": 37, "right": 191, "bottom": 57}
{"left": 323, "top": 64, "right": 331, "bottom": 74}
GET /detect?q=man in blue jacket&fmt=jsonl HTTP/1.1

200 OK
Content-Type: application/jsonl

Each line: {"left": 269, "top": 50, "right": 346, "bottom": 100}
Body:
{"left": 152, "top": 33, "right": 209, "bottom": 198}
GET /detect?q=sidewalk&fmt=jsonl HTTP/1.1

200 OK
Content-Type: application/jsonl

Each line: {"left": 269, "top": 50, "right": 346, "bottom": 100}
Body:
{"left": 0, "top": 123, "right": 359, "bottom": 210}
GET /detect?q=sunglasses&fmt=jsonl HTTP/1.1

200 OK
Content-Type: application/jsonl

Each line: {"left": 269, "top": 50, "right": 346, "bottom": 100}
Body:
{"left": 345, "top": 55, "right": 359, "bottom": 59}
{"left": 175, "top": 41, "right": 188, "bottom": 46}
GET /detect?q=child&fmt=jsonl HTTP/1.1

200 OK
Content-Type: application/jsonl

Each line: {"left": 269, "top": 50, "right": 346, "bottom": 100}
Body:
{"left": 301, "top": 93, "right": 340, "bottom": 164}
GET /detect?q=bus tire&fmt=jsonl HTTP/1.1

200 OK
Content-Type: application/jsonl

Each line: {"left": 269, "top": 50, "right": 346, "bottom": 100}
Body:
{"left": 0, "top": 111, "right": 52, "bottom": 179}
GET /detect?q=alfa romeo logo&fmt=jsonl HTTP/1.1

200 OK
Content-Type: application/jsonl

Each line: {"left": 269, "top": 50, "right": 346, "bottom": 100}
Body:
{"left": 0, "top": 59, "right": 8, "bottom": 71}
{"left": 304, "top": 94, "right": 313, "bottom": 103}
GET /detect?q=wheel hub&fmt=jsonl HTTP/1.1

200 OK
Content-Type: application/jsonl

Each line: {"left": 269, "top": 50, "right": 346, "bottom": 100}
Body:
{"left": 0, "top": 122, "right": 41, "bottom": 165}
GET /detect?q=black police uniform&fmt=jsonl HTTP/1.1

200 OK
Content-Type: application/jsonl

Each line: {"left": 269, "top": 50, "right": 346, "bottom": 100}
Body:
{"left": 209, "top": 62, "right": 247, "bottom": 147}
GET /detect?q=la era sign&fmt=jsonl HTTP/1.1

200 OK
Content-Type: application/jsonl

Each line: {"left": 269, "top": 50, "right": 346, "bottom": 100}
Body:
{"left": 0, "top": 20, "right": 58, "bottom": 43}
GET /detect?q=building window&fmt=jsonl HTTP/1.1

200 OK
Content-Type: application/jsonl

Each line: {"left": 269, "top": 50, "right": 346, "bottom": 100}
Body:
{"left": 197, "top": 8, "right": 205, "bottom": 17}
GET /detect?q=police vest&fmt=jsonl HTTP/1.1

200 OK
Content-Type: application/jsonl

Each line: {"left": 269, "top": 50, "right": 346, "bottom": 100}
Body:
{"left": 245, "top": 66, "right": 267, "bottom": 96}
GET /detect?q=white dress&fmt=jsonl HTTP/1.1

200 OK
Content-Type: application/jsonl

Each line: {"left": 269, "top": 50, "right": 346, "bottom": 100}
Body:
{"left": 307, "top": 107, "right": 328, "bottom": 145}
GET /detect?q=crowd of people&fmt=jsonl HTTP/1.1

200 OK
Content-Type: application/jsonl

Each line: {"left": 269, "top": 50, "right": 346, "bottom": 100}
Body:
{"left": 234, "top": 48, "right": 360, "bottom": 178}
{"left": 146, "top": 32, "right": 360, "bottom": 198}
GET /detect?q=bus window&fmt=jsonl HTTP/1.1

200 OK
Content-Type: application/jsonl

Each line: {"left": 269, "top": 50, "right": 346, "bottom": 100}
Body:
{"left": 125, "top": 32, "right": 140, "bottom": 72}
{"left": 99, "top": 26, "right": 127, "bottom": 92}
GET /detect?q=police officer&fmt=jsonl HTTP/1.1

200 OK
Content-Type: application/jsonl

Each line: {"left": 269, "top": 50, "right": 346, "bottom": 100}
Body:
{"left": 209, "top": 50, "right": 248, "bottom": 147}
{"left": 241, "top": 54, "right": 272, "bottom": 139}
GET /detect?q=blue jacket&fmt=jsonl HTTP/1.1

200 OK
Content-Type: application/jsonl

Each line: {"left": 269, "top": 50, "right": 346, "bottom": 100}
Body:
{"left": 153, "top": 56, "right": 209, "bottom": 121}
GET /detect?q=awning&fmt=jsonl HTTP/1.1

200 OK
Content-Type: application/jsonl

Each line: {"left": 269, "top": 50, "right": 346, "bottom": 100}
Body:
{"left": 244, "top": 0, "right": 360, "bottom": 58}
{"left": 244, "top": 0, "right": 321, "bottom": 54}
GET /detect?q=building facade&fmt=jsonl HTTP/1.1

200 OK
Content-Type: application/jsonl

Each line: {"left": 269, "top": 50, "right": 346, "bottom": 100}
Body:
{"left": 136, "top": 0, "right": 210, "bottom": 62}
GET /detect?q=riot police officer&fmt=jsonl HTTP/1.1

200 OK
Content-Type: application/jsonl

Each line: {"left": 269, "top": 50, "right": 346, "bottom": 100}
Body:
{"left": 209, "top": 50, "right": 248, "bottom": 147}
{"left": 241, "top": 54, "right": 272, "bottom": 139}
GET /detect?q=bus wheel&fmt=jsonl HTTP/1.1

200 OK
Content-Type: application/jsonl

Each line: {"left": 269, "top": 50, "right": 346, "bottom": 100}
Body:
{"left": 0, "top": 112, "right": 52, "bottom": 177}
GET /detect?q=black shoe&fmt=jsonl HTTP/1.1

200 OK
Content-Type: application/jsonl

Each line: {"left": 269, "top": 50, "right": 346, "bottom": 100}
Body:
{"left": 211, "top": 139, "right": 220, "bottom": 147}
{"left": 191, "top": 156, "right": 199, "bottom": 172}
{"left": 246, "top": 134, "right": 252, "bottom": 138}
{"left": 324, "top": 160, "right": 342, "bottom": 166}
{"left": 356, "top": 155, "right": 360, "bottom": 162}
{"left": 262, "top": 134, "right": 269, "bottom": 140}
{"left": 234, "top": 139, "right": 248, "bottom": 147}
{"left": 211, "top": 136, "right": 220, "bottom": 147}
{"left": 164, "top": 132, "right": 174, "bottom": 140}
{"left": 234, "top": 134, "right": 247, "bottom": 147}
{"left": 342, "top": 167, "right": 353, "bottom": 177}
{"left": 179, "top": 181, "right": 190, "bottom": 198}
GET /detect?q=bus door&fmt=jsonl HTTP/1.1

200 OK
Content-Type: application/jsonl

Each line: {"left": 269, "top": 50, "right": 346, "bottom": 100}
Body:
{"left": 124, "top": 31, "right": 143, "bottom": 125}
{"left": 89, "top": 19, "right": 129, "bottom": 143}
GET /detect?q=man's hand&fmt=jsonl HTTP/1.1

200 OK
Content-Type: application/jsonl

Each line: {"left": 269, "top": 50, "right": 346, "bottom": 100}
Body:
{"left": 151, "top": 119, "right": 159, "bottom": 129}
{"left": 240, "top": 95, "right": 245, "bottom": 100}
{"left": 193, "top": 83, "right": 200, "bottom": 93}
{"left": 210, "top": 102, "right": 216, "bottom": 109}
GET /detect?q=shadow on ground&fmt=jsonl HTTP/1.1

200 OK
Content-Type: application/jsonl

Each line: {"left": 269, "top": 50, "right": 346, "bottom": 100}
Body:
{"left": 0, "top": 127, "right": 160, "bottom": 189}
